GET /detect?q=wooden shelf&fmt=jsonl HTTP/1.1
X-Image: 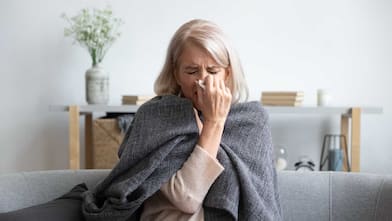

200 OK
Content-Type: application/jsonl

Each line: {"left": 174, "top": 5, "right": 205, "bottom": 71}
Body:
{"left": 50, "top": 104, "right": 382, "bottom": 172}
{"left": 264, "top": 106, "right": 382, "bottom": 115}
{"left": 49, "top": 105, "right": 139, "bottom": 114}
{"left": 50, "top": 105, "right": 382, "bottom": 115}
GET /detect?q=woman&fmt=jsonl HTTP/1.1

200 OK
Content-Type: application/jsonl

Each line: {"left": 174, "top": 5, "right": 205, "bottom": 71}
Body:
{"left": 87, "top": 19, "right": 279, "bottom": 221}
{"left": 82, "top": 19, "right": 282, "bottom": 221}
{"left": 147, "top": 19, "right": 282, "bottom": 221}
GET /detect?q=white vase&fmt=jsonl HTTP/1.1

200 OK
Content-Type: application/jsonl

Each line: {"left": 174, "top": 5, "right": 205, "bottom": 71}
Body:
{"left": 85, "top": 64, "right": 109, "bottom": 104}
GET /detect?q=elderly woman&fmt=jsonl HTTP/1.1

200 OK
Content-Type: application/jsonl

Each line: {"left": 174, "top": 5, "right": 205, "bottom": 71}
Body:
{"left": 85, "top": 19, "right": 281, "bottom": 221}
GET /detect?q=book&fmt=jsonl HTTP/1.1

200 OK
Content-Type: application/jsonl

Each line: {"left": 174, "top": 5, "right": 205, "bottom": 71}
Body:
{"left": 261, "top": 100, "right": 303, "bottom": 106}
{"left": 261, "top": 95, "right": 304, "bottom": 101}
{"left": 262, "top": 102, "right": 302, "bottom": 107}
{"left": 261, "top": 99, "right": 303, "bottom": 105}
{"left": 261, "top": 91, "right": 304, "bottom": 97}
{"left": 122, "top": 95, "right": 154, "bottom": 102}
{"left": 122, "top": 95, "right": 154, "bottom": 105}
{"left": 122, "top": 100, "right": 148, "bottom": 105}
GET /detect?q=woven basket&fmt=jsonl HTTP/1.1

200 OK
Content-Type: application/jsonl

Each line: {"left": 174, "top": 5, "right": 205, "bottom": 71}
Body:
{"left": 92, "top": 118, "right": 124, "bottom": 169}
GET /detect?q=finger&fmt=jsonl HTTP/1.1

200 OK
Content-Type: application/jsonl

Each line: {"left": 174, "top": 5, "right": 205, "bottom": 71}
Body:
{"left": 221, "top": 80, "right": 231, "bottom": 100}
{"left": 225, "top": 86, "right": 231, "bottom": 95}
{"left": 213, "top": 75, "right": 220, "bottom": 90}
{"left": 196, "top": 80, "right": 204, "bottom": 105}
{"left": 205, "top": 75, "right": 213, "bottom": 91}
{"left": 220, "top": 79, "right": 229, "bottom": 98}
{"left": 219, "top": 79, "right": 226, "bottom": 91}
{"left": 222, "top": 80, "right": 230, "bottom": 94}
{"left": 225, "top": 88, "right": 232, "bottom": 103}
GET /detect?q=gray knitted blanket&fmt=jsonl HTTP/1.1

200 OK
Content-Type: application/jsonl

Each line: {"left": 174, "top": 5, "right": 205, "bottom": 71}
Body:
{"left": 82, "top": 95, "right": 282, "bottom": 221}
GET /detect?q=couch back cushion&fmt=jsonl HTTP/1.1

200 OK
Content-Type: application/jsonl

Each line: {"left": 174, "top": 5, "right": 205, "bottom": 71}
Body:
{"left": 278, "top": 171, "right": 392, "bottom": 221}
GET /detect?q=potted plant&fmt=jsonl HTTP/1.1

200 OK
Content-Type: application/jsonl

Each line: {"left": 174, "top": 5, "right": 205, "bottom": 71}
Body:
{"left": 62, "top": 7, "right": 123, "bottom": 104}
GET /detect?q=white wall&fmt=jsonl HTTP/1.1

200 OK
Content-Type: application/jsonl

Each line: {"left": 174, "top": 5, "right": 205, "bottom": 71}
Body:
{"left": 1, "top": 0, "right": 391, "bottom": 173}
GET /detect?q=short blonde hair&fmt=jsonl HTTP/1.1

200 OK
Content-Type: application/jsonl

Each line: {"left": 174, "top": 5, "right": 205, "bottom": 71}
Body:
{"left": 154, "top": 19, "right": 248, "bottom": 104}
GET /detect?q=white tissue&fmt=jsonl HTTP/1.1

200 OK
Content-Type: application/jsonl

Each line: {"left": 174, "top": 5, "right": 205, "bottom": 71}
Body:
{"left": 197, "top": 80, "right": 206, "bottom": 90}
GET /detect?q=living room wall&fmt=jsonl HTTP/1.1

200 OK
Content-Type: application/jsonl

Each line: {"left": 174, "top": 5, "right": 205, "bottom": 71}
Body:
{"left": 1, "top": 0, "right": 391, "bottom": 173}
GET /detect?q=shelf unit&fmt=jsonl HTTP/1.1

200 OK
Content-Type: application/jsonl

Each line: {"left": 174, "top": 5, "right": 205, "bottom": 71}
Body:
{"left": 50, "top": 105, "right": 382, "bottom": 171}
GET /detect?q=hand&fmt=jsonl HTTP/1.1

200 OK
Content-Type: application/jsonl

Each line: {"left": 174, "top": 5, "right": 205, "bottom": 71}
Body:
{"left": 194, "top": 75, "right": 231, "bottom": 158}
{"left": 195, "top": 75, "right": 232, "bottom": 125}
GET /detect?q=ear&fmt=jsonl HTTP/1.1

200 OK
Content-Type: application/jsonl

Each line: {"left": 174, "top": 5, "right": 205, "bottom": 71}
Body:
{"left": 224, "top": 67, "right": 231, "bottom": 83}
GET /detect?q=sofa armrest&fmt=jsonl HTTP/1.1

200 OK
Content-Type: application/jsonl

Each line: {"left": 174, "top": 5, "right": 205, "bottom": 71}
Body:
{"left": 0, "top": 169, "right": 110, "bottom": 213}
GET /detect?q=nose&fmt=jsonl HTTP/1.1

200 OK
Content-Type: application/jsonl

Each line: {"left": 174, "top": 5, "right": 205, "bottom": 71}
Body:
{"left": 198, "top": 69, "right": 208, "bottom": 81}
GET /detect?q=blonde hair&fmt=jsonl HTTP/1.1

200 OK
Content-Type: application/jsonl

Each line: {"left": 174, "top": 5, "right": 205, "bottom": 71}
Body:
{"left": 154, "top": 19, "right": 248, "bottom": 103}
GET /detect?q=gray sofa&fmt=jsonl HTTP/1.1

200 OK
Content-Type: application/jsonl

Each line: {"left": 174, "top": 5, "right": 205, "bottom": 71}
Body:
{"left": 0, "top": 170, "right": 391, "bottom": 221}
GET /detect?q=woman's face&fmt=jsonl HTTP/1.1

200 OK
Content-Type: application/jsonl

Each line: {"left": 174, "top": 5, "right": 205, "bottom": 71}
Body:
{"left": 175, "top": 43, "right": 229, "bottom": 107}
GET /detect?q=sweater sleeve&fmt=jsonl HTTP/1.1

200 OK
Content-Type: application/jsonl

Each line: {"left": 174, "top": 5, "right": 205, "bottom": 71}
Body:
{"left": 159, "top": 144, "right": 224, "bottom": 214}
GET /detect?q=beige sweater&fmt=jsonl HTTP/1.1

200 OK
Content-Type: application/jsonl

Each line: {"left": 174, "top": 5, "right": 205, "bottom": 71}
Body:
{"left": 140, "top": 145, "right": 224, "bottom": 221}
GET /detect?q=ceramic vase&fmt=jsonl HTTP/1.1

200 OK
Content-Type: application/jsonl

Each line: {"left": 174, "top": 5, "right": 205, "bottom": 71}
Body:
{"left": 85, "top": 63, "right": 109, "bottom": 104}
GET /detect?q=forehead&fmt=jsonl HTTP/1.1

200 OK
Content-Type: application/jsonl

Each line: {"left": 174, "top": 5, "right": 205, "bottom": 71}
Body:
{"left": 178, "top": 43, "right": 219, "bottom": 68}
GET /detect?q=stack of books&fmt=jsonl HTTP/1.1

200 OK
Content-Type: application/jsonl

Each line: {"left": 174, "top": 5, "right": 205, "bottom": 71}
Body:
{"left": 261, "top": 91, "right": 304, "bottom": 106}
{"left": 122, "top": 95, "right": 154, "bottom": 105}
